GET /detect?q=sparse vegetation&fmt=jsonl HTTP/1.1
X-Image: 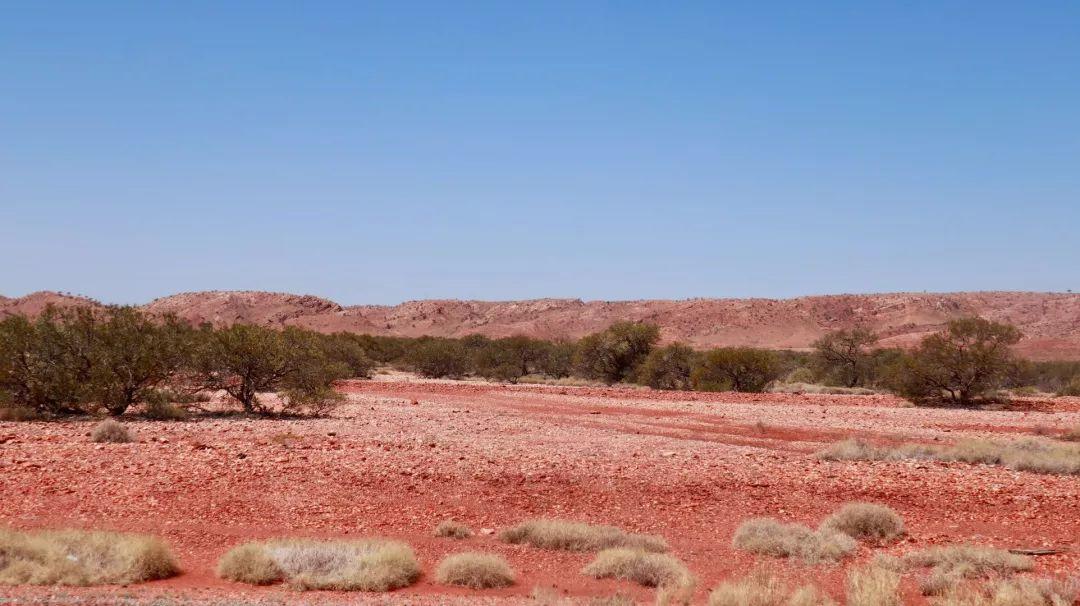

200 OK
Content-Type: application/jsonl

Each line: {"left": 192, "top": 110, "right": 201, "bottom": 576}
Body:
{"left": 434, "top": 520, "right": 473, "bottom": 539}
{"left": 817, "top": 437, "right": 1080, "bottom": 475}
{"left": 932, "top": 577, "right": 1080, "bottom": 606}
{"left": 500, "top": 519, "right": 667, "bottom": 553}
{"left": 0, "top": 528, "right": 178, "bottom": 586}
{"left": 216, "top": 539, "right": 420, "bottom": 591}
{"left": 812, "top": 328, "right": 879, "bottom": 388}
{"left": 582, "top": 548, "right": 691, "bottom": 588}
{"left": 846, "top": 566, "right": 901, "bottom": 606}
{"left": 435, "top": 552, "right": 515, "bottom": 589}
{"left": 819, "top": 503, "right": 904, "bottom": 543}
{"left": 90, "top": 419, "right": 134, "bottom": 443}
{"left": 692, "top": 347, "right": 782, "bottom": 393}
{"left": 707, "top": 571, "right": 787, "bottom": 606}
{"left": 637, "top": 344, "right": 696, "bottom": 390}
{"left": 575, "top": 322, "right": 661, "bottom": 384}
{"left": 731, "top": 518, "right": 856, "bottom": 563}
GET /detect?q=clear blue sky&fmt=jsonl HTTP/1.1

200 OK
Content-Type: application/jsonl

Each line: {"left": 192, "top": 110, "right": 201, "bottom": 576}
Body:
{"left": 2, "top": 2, "right": 1078, "bottom": 305}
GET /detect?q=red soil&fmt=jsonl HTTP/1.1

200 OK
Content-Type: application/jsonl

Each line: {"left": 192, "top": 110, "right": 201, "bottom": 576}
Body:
{"left": 1, "top": 380, "right": 1077, "bottom": 604}
{"left": 5, "top": 290, "right": 1080, "bottom": 360}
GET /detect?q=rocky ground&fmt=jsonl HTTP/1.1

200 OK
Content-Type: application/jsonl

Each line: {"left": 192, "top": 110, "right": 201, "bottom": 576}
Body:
{"left": 1, "top": 378, "right": 1078, "bottom": 605}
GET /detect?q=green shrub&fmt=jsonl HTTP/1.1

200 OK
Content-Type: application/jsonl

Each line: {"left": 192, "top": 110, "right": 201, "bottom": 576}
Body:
{"left": 692, "top": 347, "right": 782, "bottom": 393}
{"left": 404, "top": 338, "right": 472, "bottom": 379}
{"left": 574, "top": 322, "right": 660, "bottom": 384}
{"left": 637, "top": 344, "right": 695, "bottom": 390}
{"left": 811, "top": 328, "right": 879, "bottom": 388}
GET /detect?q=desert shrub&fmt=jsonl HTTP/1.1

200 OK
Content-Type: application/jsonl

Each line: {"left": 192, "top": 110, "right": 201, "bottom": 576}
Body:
{"left": 817, "top": 437, "right": 1080, "bottom": 476}
{"left": 499, "top": 519, "right": 667, "bottom": 553}
{"left": 1059, "top": 377, "right": 1080, "bottom": 397}
{"left": 582, "top": 548, "right": 690, "bottom": 588}
{"left": 435, "top": 552, "right": 515, "bottom": 589}
{"left": 0, "top": 528, "right": 178, "bottom": 586}
{"left": 816, "top": 438, "right": 887, "bottom": 461}
{"left": 637, "top": 344, "right": 696, "bottom": 390}
{"left": 404, "top": 338, "right": 472, "bottom": 379}
{"left": 811, "top": 328, "right": 879, "bottom": 388}
{"left": 474, "top": 336, "right": 552, "bottom": 383}
{"left": 786, "top": 585, "right": 838, "bottom": 606}
{"left": 216, "top": 539, "right": 420, "bottom": 591}
{"left": 317, "top": 333, "right": 376, "bottom": 379}
{"left": 141, "top": 400, "right": 190, "bottom": 421}
{"left": 731, "top": 518, "right": 856, "bottom": 564}
{"left": 888, "top": 318, "right": 1021, "bottom": 407}
{"left": 536, "top": 339, "right": 576, "bottom": 379}
{"left": 691, "top": 347, "right": 782, "bottom": 393}
{"left": 194, "top": 325, "right": 349, "bottom": 415}
{"left": 0, "top": 311, "right": 93, "bottom": 415}
{"left": 657, "top": 575, "right": 698, "bottom": 606}
{"left": 932, "top": 577, "right": 1079, "bottom": 606}
{"left": 707, "top": 571, "right": 787, "bottom": 606}
{"left": 574, "top": 322, "right": 660, "bottom": 384}
{"left": 785, "top": 367, "right": 817, "bottom": 384}
{"left": 0, "top": 406, "right": 46, "bottom": 421}
{"left": 903, "top": 544, "right": 1032, "bottom": 577}
{"left": 434, "top": 520, "right": 473, "bottom": 539}
{"left": 846, "top": 566, "right": 901, "bottom": 606}
{"left": 1061, "top": 427, "right": 1080, "bottom": 442}
{"left": 91, "top": 419, "right": 134, "bottom": 443}
{"left": 589, "top": 594, "right": 636, "bottom": 606}
{"left": 819, "top": 503, "right": 904, "bottom": 543}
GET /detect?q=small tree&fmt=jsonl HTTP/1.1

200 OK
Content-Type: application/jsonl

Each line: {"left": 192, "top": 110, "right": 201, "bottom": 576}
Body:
{"left": 891, "top": 317, "right": 1021, "bottom": 407}
{"left": 318, "top": 333, "right": 376, "bottom": 379}
{"left": 474, "top": 335, "right": 549, "bottom": 382}
{"left": 574, "top": 322, "right": 660, "bottom": 384}
{"left": 0, "top": 308, "right": 93, "bottom": 415}
{"left": 812, "top": 328, "right": 879, "bottom": 387}
{"left": 691, "top": 347, "right": 781, "bottom": 393}
{"left": 637, "top": 343, "right": 695, "bottom": 390}
{"left": 404, "top": 338, "right": 471, "bottom": 379}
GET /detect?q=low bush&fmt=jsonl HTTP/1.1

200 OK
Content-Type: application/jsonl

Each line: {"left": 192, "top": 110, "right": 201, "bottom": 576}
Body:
{"left": 819, "top": 503, "right": 904, "bottom": 543}
{"left": 581, "top": 548, "right": 691, "bottom": 588}
{"left": 846, "top": 566, "right": 901, "bottom": 606}
{"left": 91, "top": 419, "right": 134, "bottom": 443}
{"left": 142, "top": 400, "right": 190, "bottom": 421}
{"left": 500, "top": 519, "right": 667, "bottom": 553}
{"left": 1057, "top": 376, "right": 1080, "bottom": 397}
{"left": 817, "top": 437, "right": 1080, "bottom": 476}
{"left": 435, "top": 552, "right": 515, "bottom": 589}
{"left": 731, "top": 518, "right": 856, "bottom": 564}
{"left": 1061, "top": 427, "right": 1080, "bottom": 442}
{"left": 903, "top": 544, "right": 1033, "bottom": 596}
{"left": 0, "top": 528, "right": 178, "bottom": 586}
{"left": 216, "top": 539, "right": 420, "bottom": 591}
{"left": 434, "top": 520, "right": 473, "bottom": 539}
{"left": 0, "top": 406, "right": 46, "bottom": 421}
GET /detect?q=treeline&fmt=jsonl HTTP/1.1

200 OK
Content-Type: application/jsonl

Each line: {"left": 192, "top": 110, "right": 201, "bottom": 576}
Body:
{"left": 2, "top": 307, "right": 1079, "bottom": 419}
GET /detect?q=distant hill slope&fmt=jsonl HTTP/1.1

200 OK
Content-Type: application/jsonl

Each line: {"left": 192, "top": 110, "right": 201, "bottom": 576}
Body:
{"left": 3, "top": 290, "right": 1079, "bottom": 360}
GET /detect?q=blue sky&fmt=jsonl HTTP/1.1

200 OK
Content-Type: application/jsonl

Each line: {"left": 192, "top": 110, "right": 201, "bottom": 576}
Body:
{"left": 2, "top": 2, "right": 1078, "bottom": 304}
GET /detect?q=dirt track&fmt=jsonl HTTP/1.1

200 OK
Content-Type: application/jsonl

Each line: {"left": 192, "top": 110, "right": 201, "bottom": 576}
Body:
{"left": 1, "top": 379, "right": 1078, "bottom": 604}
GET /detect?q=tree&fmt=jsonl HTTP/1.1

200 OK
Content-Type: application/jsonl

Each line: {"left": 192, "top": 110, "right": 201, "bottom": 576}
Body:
{"left": 0, "top": 308, "right": 93, "bottom": 415}
{"left": 574, "top": 322, "right": 660, "bottom": 384}
{"left": 474, "top": 335, "right": 549, "bottom": 382}
{"left": 691, "top": 347, "right": 782, "bottom": 393}
{"left": 812, "top": 328, "right": 879, "bottom": 387}
{"left": 637, "top": 343, "right": 695, "bottom": 390}
{"left": 318, "top": 333, "right": 376, "bottom": 379}
{"left": 85, "top": 307, "right": 193, "bottom": 416}
{"left": 195, "top": 324, "right": 348, "bottom": 414}
{"left": 404, "top": 338, "right": 471, "bottom": 379}
{"left": 891, "top": 317, "right": 1021, "bottom": 407}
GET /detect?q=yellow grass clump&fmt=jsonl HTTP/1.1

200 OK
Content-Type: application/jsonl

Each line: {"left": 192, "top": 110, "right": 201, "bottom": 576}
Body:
{"left": 90, "top": 419, "right": 134, "bottom": 443}
{"left": 731, "top": 518, "right": 856, "bottom": 564}
{"left": 817, "top": 437, "right": 1080, "bottom": 475}
{"left": 819, "top": 503, "right": 905, "bottom": 543}
{"left": 0, "top": 528, "right": 178, "bottom": 586}
{"left": 216, "top": 538, "right": 420, "bottom": 591}
{"left": 434, "top": 520, "right": 473, "bottom": 539}
{"left": 846, "top": 566, "right": 901, "bottom": 606}
{"left": 435, "top": 552, "right": 515, "bottom": 589}
{"left": 500, "top": 519, "right": 667, "bottom": 553}
{"left": 581, "top": 548, "right": 691, "bottom": 588}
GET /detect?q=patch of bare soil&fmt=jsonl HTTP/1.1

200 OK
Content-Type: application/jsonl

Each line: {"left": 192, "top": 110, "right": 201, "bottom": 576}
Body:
{"left": 1, "top": 380, "right": 1077, "bottom": 604}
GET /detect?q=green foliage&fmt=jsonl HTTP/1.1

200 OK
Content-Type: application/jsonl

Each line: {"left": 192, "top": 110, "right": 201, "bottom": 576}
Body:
{"left": 574, "top": 322, "right": 660, "bottom": 384}
{"left": 812, "top": 328, "right": 879, "bottom": 388}
{"left": 1057, "top": 376, "right": 1080, "bottom": 397}
{"left": 404, "top": 338, "right": 471, "bottom": 379}
{"left": 890, "top": 317, "right": 1021, "bottom": 407}
{"left": 637, "top": 343, "right": 695, "bottom": 390}
{"left": 473, "top": 335, "right": 551, "bottom": 382}
{"left": 0, "top": 309, "right": 94, "bottom": 415}
{"left": 317, "top": 333, "right": 376, "bottom": 379}
{"left": 691, "top": 347, "right": 782, "bottom": 393}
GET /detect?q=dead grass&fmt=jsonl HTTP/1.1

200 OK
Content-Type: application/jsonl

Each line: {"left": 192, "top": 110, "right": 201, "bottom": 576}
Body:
{"left": 0, "top": 527, "right": 178, "bottom": 586}
{"left": 707, "top": 571, "right": 787, "bottom": 606}
{"left": 435, "top": 552, "right": 514, "bottom": 589}
{"left": 215, "top": 539, "right": 419, "bottom": 591}
{"left": 500, "top": 519, "right": 668, "bottom": 553}
{"left": 434, "top": 520, "right": 473, "bottom": 539}
{"left": 819, "top": 503, "right": 904, "bottom": 543}
{"left": 846, "top": 566, "right": 901, "bottom": 606}
{"left": 731, "top": 518, "right": 856, "bottom": 564}
{"left": 817, "top": 437, "right": 1080, "bottom": 475}
{"left": 90, "top": 419, "right": 134, "bottom": 443}
{"left": 769, "top": 383, "right": 877, "bottom": 396}
{"left": 582, "top": 548, "right": 691, "bottom": 589}
{"left": 589, "top": 594, "right": 636, "bottom": 606}
{"left": 904, "top": 544, "right": 1033, "bottom": 596}
{"left": 786, "top": 584, "right": 838, "bottom": 606}
{"left": 934, "top": 577, "right": 1080, "bottom": 606}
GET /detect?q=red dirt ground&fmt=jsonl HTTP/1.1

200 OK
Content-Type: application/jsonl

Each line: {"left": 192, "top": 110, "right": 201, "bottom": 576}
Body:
{"left": 1, "top": 379, "right": 1078, "bottom": 605}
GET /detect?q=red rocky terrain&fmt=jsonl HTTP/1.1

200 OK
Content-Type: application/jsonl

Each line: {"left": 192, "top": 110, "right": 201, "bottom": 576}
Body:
{"left": 4, "top": 290, "right": 1080, "bottom": 359}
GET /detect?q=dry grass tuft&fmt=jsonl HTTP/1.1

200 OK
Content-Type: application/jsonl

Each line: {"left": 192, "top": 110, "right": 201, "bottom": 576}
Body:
{"left": 582, "top": 548, "right": 691, "bottom": 588}
{"left": 846, "top": 566, "right": 901, "bottom": 606}
{"left": 934, "top": 577, "right": 1080, "bottom": 606}
{"left": 589, "top": 594, "right": 636, "bottom": 606}
{"left": 731, "top": 518, "right": 856, "bottom": 564}
{"left": 819, "top": 503, "right": 905, "bottom": 543}
{"left": 435, "top": 552, "right": 514, "bottom": 589}
{"left": 434, "top": 520, "right": 473, "bottom": 539}
{"left": 656, "top": 576, "right": 698, "bottom": 606}
{"left": 500, "top": 519, "right": 667, "bottom": 553}
{"left": 215, "top": 539, "right": 419, "bottom": 591}
{"left": 817, "top": 437, "right": 1080, "bottom": 475}
{"left": 904, "top": 544, "right": 1033, "bottom": 596}
{"left": 0, "top": 527, "right": 178, "bottom": 586}
{"left": 91, "top": 419, "right": 134, "bottom": 443}
{"left": 786, "top": 584, "right": 838, "bottom": 606}
{"left": 1058, "top": 427, "right": 1080, "bottom": 442}
{"left": 707, "top": 572, "right": 787, "bottom": 606}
